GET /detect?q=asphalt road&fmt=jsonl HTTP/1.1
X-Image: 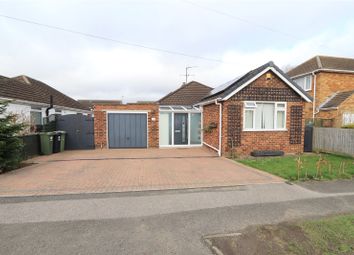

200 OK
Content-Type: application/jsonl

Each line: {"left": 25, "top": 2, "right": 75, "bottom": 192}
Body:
{"left": 1, "top": 183, "right": 354, "bottom": 255}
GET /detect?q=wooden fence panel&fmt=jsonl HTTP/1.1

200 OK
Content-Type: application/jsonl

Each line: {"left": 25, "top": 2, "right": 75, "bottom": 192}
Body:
{"left": 313, "top": 127, "right": 354, "bottom": 156}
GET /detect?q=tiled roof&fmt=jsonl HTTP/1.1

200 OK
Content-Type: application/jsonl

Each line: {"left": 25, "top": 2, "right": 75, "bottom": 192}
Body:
{"left": 201, "top": 61, "right": 312, "bottom": 103}
{"left": 321, "top": 90, "right": 354, "bottom": 109}
{"left": 0, "top": 75, "right": 89, "bottom": 111}
{"left": 158, "top": 81, "right": 212, "bottom": 105}
{"left": 287, "top": 55, "right": 354, "bottom": 77}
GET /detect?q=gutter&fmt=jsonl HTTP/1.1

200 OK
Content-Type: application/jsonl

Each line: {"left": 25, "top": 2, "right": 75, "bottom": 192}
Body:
{"left": 195, "top": 97, "right": 222, "bottom": 107}
{"left": 290, "top": 68, "right": 354, "bottom": 79}
{"left": 320, "top": 107, "right": 338, "bottom": 111}
{"left": 0, "top": 96, "right": 91, "bottom": 114}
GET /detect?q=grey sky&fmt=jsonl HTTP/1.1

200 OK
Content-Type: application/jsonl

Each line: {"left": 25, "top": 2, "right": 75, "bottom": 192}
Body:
{"left": 1, "top": 0, "right": 354, "bottom": 102}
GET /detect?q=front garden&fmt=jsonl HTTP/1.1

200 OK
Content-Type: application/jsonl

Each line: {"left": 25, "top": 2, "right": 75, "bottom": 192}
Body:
{"left": 237, "top": 153, "right": 354, "bottom": 181}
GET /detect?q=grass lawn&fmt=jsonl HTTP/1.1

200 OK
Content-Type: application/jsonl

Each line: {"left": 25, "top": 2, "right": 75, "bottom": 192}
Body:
{"left": 206, "top": 214, "right": 354, "bottom": 255}
{"left": 237, "top": 153, "right": 354, "bottom": 181}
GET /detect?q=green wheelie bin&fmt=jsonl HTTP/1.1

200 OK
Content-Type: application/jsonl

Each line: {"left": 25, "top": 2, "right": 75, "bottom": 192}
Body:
{"left": 39, "top": 132, "right": 55, "bottom": 155}
{"left": 59, "top": 131, "right": 66, "bottom": 152}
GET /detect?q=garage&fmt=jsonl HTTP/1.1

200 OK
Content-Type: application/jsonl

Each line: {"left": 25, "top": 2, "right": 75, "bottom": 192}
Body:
{"left": 107, "top": 113, "right": 147, "bottom": 148}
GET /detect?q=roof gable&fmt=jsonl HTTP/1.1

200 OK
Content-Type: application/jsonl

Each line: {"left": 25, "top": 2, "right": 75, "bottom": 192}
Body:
{"left": 287, "top": 55, "right": 354, "bottom": 78}
{"left": 200, "top": 61, "right": 312, "bottom": 104}
{"left": 0, "top": 75, "right": 89, "bottom": 111}
{"left": 158, "top": 81, "right": 212, "bottom": 105}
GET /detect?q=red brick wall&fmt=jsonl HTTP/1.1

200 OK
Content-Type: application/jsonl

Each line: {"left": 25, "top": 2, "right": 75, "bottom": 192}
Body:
{"left": 94, "top": 104, "right": 159, "bottom": 148}
{"left": 203, "top": 71, "right": 306, "bottom": 156}
{"left": 304, "top": 71, "right": 354, "bottom": 120}
{"left": 202, "top": 103, "right": 220, "bottom": 150}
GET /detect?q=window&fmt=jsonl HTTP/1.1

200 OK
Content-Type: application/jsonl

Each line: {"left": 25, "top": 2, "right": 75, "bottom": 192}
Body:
{"left": 294, "top": 75, "right": 312, "bottom": 91}
{"left": 244, "top": 102, "right": 286, "bottom": 131}
{"left": 190, "top": 113, "right": 202, "bottom": 144}
{"left": 30, "top": 111, "right": 42, "bottom": 125}
{"left": 159, "top": 112, "right": 172, "bottom": 145}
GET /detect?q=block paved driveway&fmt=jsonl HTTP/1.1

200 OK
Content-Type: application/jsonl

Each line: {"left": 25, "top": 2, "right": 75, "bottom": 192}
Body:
{"left": 0, "top": 148, "right": 283, "bottom": 197}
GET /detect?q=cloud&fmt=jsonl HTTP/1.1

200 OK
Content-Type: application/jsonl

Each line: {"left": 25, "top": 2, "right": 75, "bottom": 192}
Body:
{"left": 0, "top": 2, "right": 353, "bottom": 102}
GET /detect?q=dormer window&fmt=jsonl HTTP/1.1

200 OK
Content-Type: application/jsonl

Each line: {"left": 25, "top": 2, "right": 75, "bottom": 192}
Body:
{"left": 294, "top": 75, "right": 312, "bottom": 91}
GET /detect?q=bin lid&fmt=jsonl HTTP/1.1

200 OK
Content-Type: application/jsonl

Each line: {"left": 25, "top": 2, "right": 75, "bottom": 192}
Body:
{"left": 39, "top": 132, "right": 55, "bottom": 135}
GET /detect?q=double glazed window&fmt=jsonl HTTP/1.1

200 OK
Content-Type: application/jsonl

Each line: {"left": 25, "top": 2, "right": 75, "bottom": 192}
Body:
{"left": 159, "top": 111, "right": 202, "bottom": 146}
{"left": 244, "top": 102, "right": 286, "bottom": 131}
{"left": 30, "top": 111, "right": 42, "bottom": 125}
{"left": 294, "top": 75, "right": 312, "bottom": 91}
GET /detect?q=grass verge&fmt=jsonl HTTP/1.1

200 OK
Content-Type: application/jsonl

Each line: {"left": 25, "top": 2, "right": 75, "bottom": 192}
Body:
{"left": 205, "top": 214, "right": 354, "bottom": 255}
{"left": 237, "top": 153, "right": 354, "bottom": 181}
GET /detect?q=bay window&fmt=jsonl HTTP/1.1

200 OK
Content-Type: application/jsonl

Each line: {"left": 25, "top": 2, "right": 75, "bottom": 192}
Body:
{"left": 244, "top": 102, "right": 286, "bottom": 131}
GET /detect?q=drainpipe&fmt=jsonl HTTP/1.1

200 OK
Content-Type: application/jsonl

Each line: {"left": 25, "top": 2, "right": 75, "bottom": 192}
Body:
{"left": 45, "top": 95, "right": 54, "bottom": 117}
{"left": 215, "top": 99, "right": 222, "bottom": 157}
{"left": 312, "top": 72, "right": 319, "bottom": 121}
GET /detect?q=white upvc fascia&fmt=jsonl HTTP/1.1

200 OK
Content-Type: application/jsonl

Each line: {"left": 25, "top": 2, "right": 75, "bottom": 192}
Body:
{"left": 290, "top": 68, "right": 354, "bottom": 79}
{"left": 222, "top": 68, "right": 271, "bottom": 101}
{"left": 223, "top": 67, "right": 312, "bottom": 102}
{"left": 0, "top": 97, "right": 91, "bottom": 114}
{"left": 195, "top": 98, "right": 222, "bottom": 106}
{"left": 320, "top": 107, "right": 338, "bottom": 111}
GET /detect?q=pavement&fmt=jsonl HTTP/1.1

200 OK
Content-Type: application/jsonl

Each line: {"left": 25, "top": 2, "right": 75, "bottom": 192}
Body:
{"left": 0, "top": 148, "right": 282, "bottom": 197}
{"left": 1, "top": 181, "right": 354, "bottom": 255}
{"left": 297, "top": 179, "right": 354, "bottom": 193}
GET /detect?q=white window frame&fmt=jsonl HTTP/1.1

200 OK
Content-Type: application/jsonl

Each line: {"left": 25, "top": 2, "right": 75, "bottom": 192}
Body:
{"left": 30, "top": 109, "right": 43, "bottom": 125}
{"left": 294, "top": 75, "right": 312, "bottom": 91}
{"left": 158, "top": 110, "right": 203, "bottom": 147}
{"left": 243, "top": 101, "right": 287, "bottom": 131}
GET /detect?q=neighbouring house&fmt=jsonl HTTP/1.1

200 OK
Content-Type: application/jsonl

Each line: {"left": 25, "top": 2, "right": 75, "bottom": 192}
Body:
{"left": 0, "top": 75, "right": 90, "bottom": 131}
{"left": 158, "top": 81, "right": 212, "bottom": 147}
{"left": 198, "top": 61, "right": 312, "bottom": 156}
{"left": 93, "top": 81, "right": 212, "bottom": 149}
{"left": 287, "top": 55, "right": 354, "bottom": 127}
{"left": 317, "top": 90, "right": 354, "bottom": 127}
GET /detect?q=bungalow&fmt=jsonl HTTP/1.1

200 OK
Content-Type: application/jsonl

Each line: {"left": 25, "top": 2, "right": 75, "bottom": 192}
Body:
{"left": 93, "top": 62, "right": 311, "bottom": 156}
{"left": 0, "top": 75, "right": 90, "bottom": 131}
{"left": 198, "top": 61, "right": 312, "bottom": 156}
{"left": 93, "top": 81, "right": 211, "bottom": 149}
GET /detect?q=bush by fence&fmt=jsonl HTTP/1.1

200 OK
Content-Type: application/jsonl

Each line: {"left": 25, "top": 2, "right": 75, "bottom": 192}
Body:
{"left": 313, "top": 127, "right": 354, "bottom": 157}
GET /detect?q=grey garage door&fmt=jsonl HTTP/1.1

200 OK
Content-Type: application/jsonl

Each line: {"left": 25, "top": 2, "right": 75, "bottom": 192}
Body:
{"left": 108, "top": 113, "right": 147, "bottom": 148}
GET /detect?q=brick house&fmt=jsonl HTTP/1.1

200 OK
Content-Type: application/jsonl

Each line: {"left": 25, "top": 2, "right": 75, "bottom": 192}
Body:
{"left": 198, "top": 62, "right": 312, "bottom": 156}
{"left": 287, "top": 55, "right": 354, "bottom": 127}
{"left": 93, "top": 81, "right": 211, "bottom": 149}
{"left": 92, "top": 62, "right": 311, "bottom": 156}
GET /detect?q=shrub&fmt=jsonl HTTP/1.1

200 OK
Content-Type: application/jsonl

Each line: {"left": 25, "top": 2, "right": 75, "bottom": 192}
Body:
{"left": 0, "top": 101, "right": 25, "bottom": 172}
